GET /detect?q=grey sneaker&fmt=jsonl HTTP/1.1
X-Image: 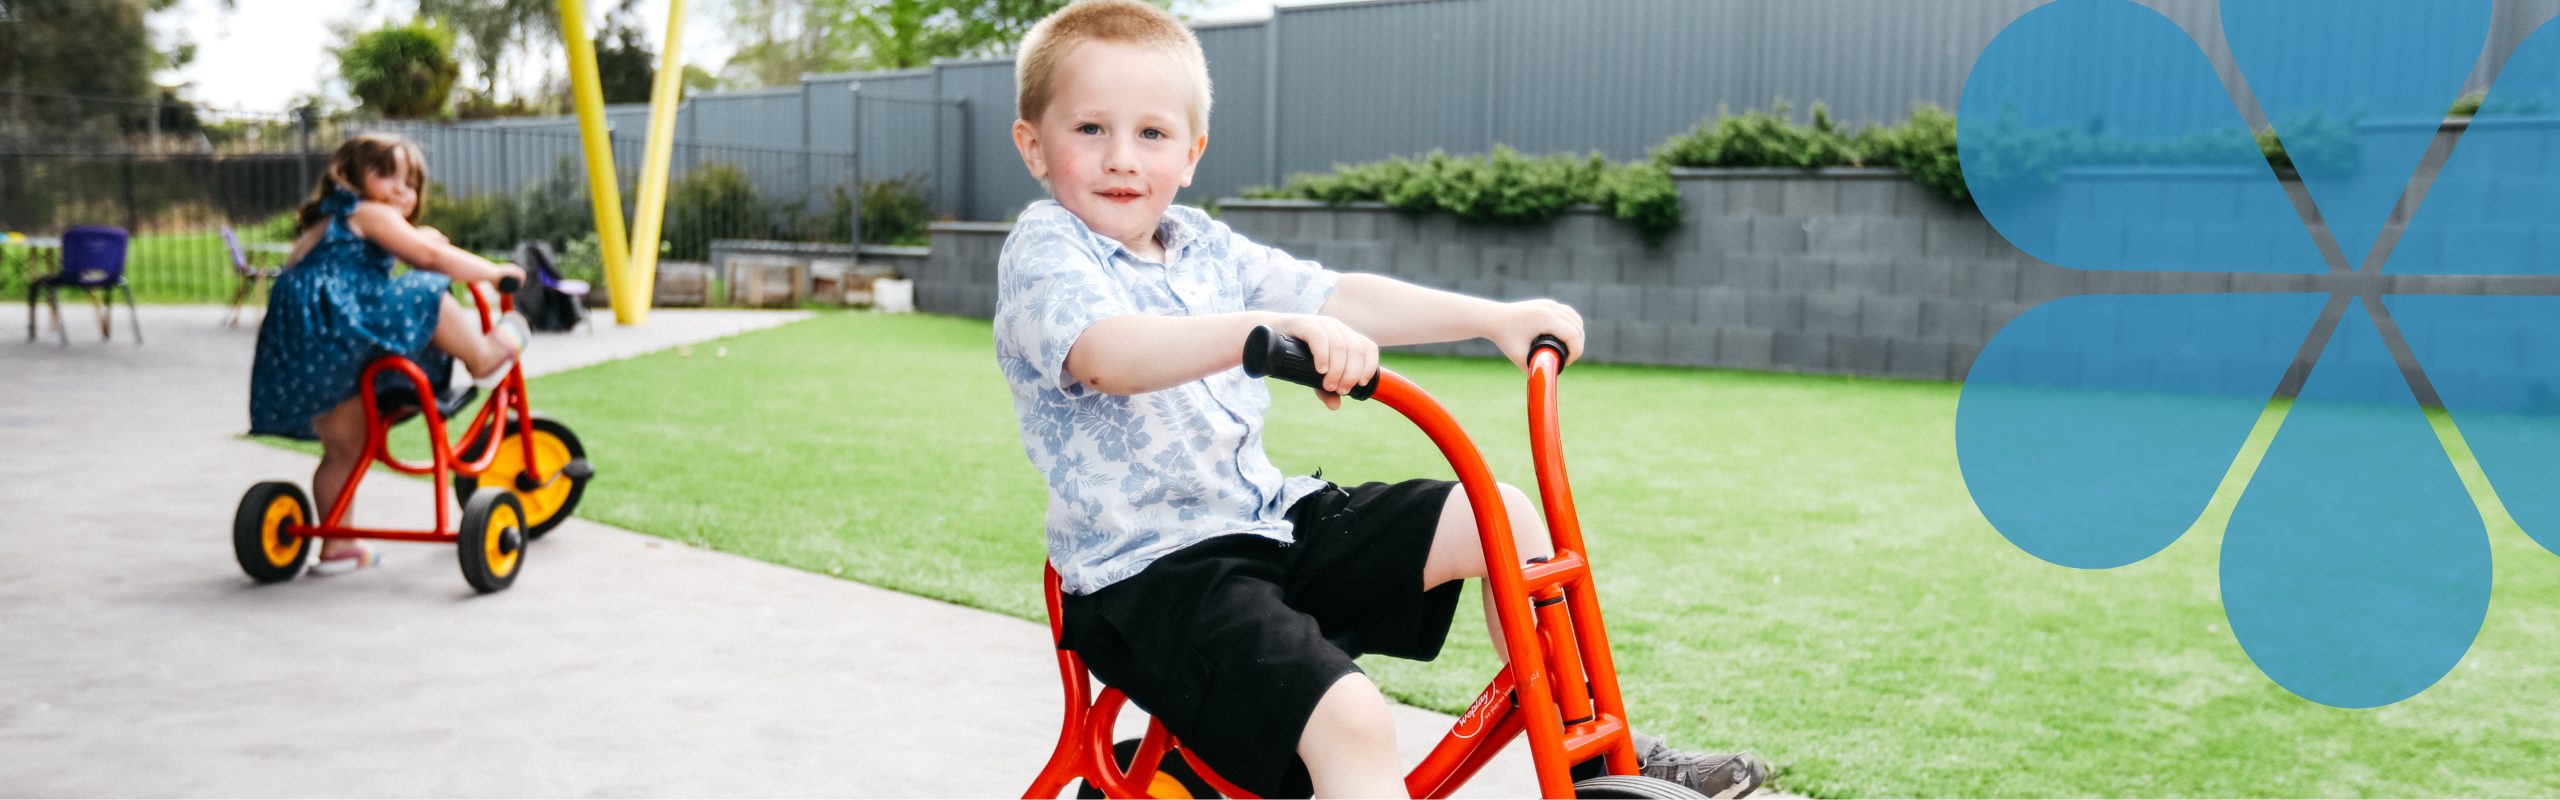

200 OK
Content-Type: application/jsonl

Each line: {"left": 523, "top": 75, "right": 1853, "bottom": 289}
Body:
{"left": 1632, "top": 731, "right": 1767, "bottom": 799}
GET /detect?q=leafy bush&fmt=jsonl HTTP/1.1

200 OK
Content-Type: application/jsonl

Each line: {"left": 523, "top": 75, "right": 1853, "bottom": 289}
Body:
{"left": 1859, "top": 105, "right": 1965, "bottom": 201}
{"left": 663, "top": 162, "right": 769, "bottom": 261}
{"left": 1244, "top": 147, "right": 1681, "bottom": 242}
{"left": 336, "top": 21, "right": 460, "bottom": 119}
{"left": 2448, "top": 91, "right": 2557, "bottom": 117}
{"left": 556, "top": 231, "right": 605, "bottom": 287}
{"left": 419, "top": 157, "right": 599, "bottom": 254}
{"left": 1648, "top": 100, "right": 2365, "bottom": 203}
{"left": 858, "top": 174, "right": 934, "bottom": 246}
{"left": 1650, "top": 101, "right": 1869, "bottom": 169}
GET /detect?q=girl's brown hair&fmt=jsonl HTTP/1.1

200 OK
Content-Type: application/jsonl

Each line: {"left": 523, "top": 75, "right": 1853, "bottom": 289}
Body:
{"left": 293, "top": 133, "right": 429, "bottom": 234}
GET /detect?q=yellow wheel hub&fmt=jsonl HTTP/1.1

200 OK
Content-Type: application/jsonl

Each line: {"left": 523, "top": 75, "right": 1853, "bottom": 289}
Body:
{"left": 260, "top": 497, "right": 304, "bottom": 567}
{"left": 484, "top": 430, "right": 575, "bottom": 527}
{"left": 485, "top": 504, "right": 522, "bottom": 577}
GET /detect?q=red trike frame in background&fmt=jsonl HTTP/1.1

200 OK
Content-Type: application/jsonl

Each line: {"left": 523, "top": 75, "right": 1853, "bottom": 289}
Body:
{"left": 305, "top": 280, "right": 541, "bottom": 546}
{"left": 1027, "top": 334, "right": 1646, "bottom": 799}
{"left": 234, "top": 277, "right": 590, "bottom": 593}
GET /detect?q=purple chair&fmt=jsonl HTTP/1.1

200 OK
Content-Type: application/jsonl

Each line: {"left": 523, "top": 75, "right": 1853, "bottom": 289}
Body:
{"left": 27, "top": 225, "right": 141, "bottom": 346}
{"left": 222, "top": 225, "right": 282, "bottom": 328}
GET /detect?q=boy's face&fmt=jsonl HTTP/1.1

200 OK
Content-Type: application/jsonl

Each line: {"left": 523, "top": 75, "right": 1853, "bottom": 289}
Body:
{"left": 1011, "top": 40, "right": 1207, "bottom": 254}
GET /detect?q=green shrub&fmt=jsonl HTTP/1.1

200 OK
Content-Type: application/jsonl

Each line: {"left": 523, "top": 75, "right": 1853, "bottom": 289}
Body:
{"left": 2448, "top": 90, "right": 2557, "bottom": 117}
{"left": 419, "top": 157, "right": 600, "bottom": 254}
{"left": 1244, "top": 147, "right": 1681, "bottom": 243}
{"left": 1860, "top": 104, "right": 1965, "bottom": 201}
{"left": 1649, "top": 100, "right": 1869, "bottom": 170}
{"left": 857, "top": 174, "right": 933, "bottom": 246}
{"left": 421, "top": 183, "right": 517, "bottom": 252}
{"left": 662, "top": 162, "right": 768, "bottom": 261}
{"left": 556, "top": 231, "right": 605, "bottom": 287}
{"left": 336, "top": 21, "right": 460, "bottom": 119}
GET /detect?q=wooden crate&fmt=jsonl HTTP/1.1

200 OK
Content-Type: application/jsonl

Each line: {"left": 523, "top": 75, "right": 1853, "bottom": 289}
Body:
{"left": 727, "top": 256, "right": 805, "bottom": 308}
{"left": 653, "top": 261, "right": 714, "bottom": 307}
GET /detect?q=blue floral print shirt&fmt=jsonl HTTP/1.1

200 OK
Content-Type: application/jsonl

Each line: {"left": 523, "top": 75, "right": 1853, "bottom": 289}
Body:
{"left": 996, "top": 200, "right": 1340, "bottom": 594}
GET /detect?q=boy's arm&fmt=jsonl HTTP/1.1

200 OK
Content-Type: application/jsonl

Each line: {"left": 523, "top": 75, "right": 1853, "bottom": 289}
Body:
{"left": 1320, "top": 272, "right": 1586, "bottom": 370}
{"left": 1066, "top": 310, "right": 1376, "bottom": 398}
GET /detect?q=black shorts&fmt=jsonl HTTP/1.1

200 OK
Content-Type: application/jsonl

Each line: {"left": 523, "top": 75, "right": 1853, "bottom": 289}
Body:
{"left": 1059, "top": 479, "right": 1464, "bottom": 798}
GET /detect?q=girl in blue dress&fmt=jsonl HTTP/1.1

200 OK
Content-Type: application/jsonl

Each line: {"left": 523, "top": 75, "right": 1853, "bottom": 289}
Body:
{"left": 249, "top": 133, "right": 530, "bottom": 575}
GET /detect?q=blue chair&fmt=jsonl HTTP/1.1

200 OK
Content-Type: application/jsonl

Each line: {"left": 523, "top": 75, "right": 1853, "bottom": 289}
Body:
{"left": 222, "top": 225, "right": 282, "bottom": 328}
{"left": 27, "top": 225, "right": 141, "bottom": 346}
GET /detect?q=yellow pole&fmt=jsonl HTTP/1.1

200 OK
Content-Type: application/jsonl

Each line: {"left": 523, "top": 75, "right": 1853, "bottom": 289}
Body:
{"left": 624, "top": 0, "right": 689, "bottom": 315}
{"left": 555, "top": 0, "right": 636, "bottom": 322}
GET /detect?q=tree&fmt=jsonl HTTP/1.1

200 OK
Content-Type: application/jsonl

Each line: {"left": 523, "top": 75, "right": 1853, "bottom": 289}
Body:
{"left": 337, "top": 21, "right": 462, "bottom": 119}
{"left": 414, "top": 0, "right": 559, "bottom": 104}
{"left": 593, "top": 6, "right": 656, "bottom": 104}
{"left": 712, "top": 0, "right": 1168, "bottom": 85}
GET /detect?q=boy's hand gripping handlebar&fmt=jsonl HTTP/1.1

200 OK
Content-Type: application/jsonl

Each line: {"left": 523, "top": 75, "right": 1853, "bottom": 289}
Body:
{"left": 1241, "top": 326, "right": 1571, "bottom": 399}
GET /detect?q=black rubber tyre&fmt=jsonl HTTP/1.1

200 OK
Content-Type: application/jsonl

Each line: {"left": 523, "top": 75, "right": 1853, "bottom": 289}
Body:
{"left": 1574, "top": 774, "right": 1710, "bottom": 798}
{"left": 1074, "top": 737, "right": 1219, "bottom": 798}
{"left": 457, "top": 489, "right": 528, "bottom": 593}
{"left": 454, "top": 415, "right": 588, "bottom": 539}
{"left": 233, "top": 481, "right": 314, "bottom": 583}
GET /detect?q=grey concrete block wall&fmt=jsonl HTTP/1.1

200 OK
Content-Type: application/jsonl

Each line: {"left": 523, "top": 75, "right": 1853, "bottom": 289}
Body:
{"left": 919, "top": 165, "right": 2552, "bottom": 385}
{"left": 922, "top": 171, "right": 2041, "bottom": 380}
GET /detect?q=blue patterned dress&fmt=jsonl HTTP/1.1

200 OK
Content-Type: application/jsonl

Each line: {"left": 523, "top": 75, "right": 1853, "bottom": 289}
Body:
{"left": 248, "top": 188, "right": 454, "bottom": 440}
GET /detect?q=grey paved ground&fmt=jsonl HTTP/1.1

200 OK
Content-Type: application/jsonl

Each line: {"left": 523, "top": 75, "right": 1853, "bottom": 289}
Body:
{"left": 0, "top": 305, "right": 1545, "bottom": 797}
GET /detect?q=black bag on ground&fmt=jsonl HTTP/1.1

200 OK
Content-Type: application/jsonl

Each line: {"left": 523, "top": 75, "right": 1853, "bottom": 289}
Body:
{"left": 510, "top": 241, "right": 590, "bottom": 333}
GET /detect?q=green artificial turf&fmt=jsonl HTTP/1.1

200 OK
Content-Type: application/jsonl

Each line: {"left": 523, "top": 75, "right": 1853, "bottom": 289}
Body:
{"left": 275, "top": 311, "right": 2560, "bottom": 797}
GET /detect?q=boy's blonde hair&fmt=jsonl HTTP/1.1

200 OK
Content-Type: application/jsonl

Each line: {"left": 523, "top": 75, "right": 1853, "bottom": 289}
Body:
{"left": 1015, "top": 0, "right": 1213, "bottom": 134}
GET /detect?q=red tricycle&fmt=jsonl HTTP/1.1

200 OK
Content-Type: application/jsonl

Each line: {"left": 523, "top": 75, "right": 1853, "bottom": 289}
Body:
{"left": 1025, "top": 328, "right": 1699, "bottom": 799}
{"left": 233, "top": 276, "right": 593, "bottom": 593}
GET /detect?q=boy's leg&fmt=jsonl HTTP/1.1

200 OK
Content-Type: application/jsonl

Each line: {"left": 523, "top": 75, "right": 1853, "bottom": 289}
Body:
{"left": 1420, "top": 482, "right": 1554, "bottom": 658}
{"left": 1297, "top": 672, "right": 1407, "bottom": 798}
{"left": 1417, "top": 483, "right": 1769, "bottom": 797}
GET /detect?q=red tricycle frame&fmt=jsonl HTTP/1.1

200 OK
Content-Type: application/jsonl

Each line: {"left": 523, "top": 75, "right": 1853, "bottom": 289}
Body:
{"left": 235, "top": 276, "right": 588, "bottom": 593}
{"left": 1026, "top": 340, "right": 1642, "bottom": 799}
{"left": 292, "top": 280, "right": 547, "bottom": 546}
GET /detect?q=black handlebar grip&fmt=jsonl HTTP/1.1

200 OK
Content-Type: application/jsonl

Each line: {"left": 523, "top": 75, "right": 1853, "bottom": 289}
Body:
{"left": 497, "top": 275, "right": 523, "bottom": 294}
{"left": 1532, "top": 334, "right": 1570, "bottom": 367}
{"left": 1242, "top": 326, "right": 1379, "bottom": 401}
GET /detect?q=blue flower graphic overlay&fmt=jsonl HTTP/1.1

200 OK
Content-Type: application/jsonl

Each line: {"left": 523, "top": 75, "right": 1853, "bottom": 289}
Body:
{"left": 1956, "top": 0, "right": 2560, "bottom": 708}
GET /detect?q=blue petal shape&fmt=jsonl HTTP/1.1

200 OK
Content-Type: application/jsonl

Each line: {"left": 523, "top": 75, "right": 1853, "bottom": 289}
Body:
{"left": 2223, "top": 303, "right": 2490, "bottom": 708}
{"left": 2391, "top": 17, "right": 2560, "bottom": 276}
{"left": 2387, "top": 295, "right": 2560, "bottom": 557}
{"left": 1959, "top": 294, "right": 2324, "bottom": 568}
{"left": 2224, "top": 0, "right": 2491, "bottom": 268}
{"left": 1961, "top": 0, "right": 2324, "bottom": 274}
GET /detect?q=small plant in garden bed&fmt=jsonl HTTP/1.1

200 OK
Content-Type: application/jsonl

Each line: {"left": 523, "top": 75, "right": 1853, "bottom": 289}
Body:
{"left": 1243, "top": 146, "right": 1680, "bottom": 243}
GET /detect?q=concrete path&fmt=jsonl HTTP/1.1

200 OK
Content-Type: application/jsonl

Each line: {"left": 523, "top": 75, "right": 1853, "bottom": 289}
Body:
{"left": 0, "top": 305, "right": 1546, "bottom": 797}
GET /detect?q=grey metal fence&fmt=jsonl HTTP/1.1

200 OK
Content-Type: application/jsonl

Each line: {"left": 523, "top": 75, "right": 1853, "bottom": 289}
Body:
{"left": 0, "top": 97, "right": 861, "bottom": 306}
{"left": 409, "top": 0, "right": 2560, "bottom": 223}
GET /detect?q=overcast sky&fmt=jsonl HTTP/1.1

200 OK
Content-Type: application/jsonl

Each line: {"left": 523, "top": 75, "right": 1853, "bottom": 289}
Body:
{"left": 158, "top": 0, "right": 1284, "bottom": 113}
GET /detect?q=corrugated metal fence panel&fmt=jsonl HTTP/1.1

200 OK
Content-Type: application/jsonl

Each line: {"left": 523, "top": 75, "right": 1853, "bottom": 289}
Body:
{"left": 937, "top": 60, "right": 1033, "bottom": 220}
{"left": 1274, "top": 0, "right": 1492, "bottom": 177}
{"left": 410, "top": 0, "right": 2560, "bottom": 223}
{"left": 806, "top": 74, "right": 860, "bottom": 152}
{"left": 688, "top": 89, "right": 805, "bottom": 149}
{"left": 1191, "top": 22, "right": 1272, "bottom": 205}
{"left": 1486, "top": 0, "right": 1752, "bottom": 160}
{"left": 852, "top": 72, "right": 942, "bottom": 209}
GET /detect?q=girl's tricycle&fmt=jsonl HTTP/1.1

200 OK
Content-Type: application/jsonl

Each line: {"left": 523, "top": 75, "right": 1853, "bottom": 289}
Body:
{"left": 1026, "top": 328, "right": 1700, "bottom": 799}
{"left": 232, "top": 277, "right": 593, "bottom": 593}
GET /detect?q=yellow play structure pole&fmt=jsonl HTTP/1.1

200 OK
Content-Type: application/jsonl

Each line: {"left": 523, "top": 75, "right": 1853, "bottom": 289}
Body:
{"left": 555, "top": 0, "right": 635, "bottom": 322}
{"left": 624, "top": 0, "right": 688, "bottom": 313}
{"left": 556, "top": 0, "right": 686, "bottom": 325}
